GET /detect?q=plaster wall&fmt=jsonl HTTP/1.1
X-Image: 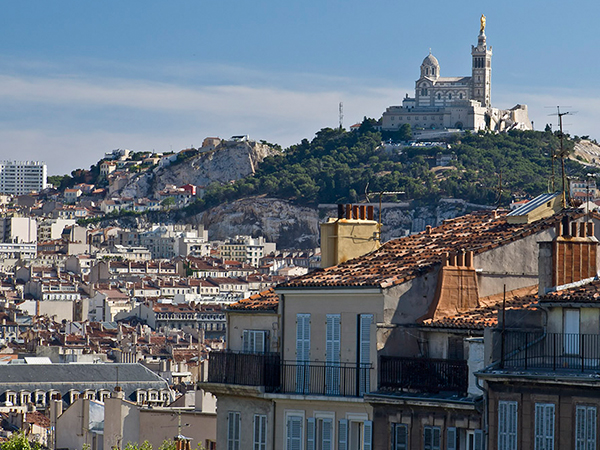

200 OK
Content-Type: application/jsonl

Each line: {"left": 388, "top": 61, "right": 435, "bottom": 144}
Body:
{"left": 227, "top": 312, "right": 279, "bottom": 353}
{"left": 216, "top": 395, "right": 274, "bottom": 450}
{"left": 274, "top": 398, "right": 372, "bottom": 450}
{"left": 475, "top": 229, "right": 555, "bottom": 298}
{"left": 139, "top": 410, "right": 217, "bottom": 450}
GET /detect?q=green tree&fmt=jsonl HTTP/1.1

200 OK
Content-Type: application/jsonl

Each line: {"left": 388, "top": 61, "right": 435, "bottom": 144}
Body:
{"left": 1, "top": 432, "right": 41, "bottom": 450}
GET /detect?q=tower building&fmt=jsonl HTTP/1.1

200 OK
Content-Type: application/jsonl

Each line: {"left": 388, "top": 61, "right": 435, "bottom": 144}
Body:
{"left": 381, "top": 15, "right": 531, "bottom": 136}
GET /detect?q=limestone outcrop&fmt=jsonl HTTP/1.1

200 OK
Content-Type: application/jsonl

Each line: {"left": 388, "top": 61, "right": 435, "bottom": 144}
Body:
{"left": 118, "top": 140, "right": 280, "bottom": 198}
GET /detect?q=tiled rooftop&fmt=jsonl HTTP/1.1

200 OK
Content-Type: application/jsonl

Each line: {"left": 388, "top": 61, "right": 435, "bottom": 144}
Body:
{"left": 539, "top": 279, "right": 600, "bottom": 303}
{"left": 228, "top": 288, "right": 279, "bottom": 312}
{"left": 282, "top": 210, "right": 577, "bottom": 289}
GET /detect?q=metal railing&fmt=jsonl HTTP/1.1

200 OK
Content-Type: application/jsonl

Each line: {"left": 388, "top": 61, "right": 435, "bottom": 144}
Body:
{"left": 501, "top": 332, "right": 600, "bottom": 372}
{"left": 379, "top": 356, "right": 468, "bottom": 393}
{"left": 206, "top": 352, "right": 372, "bottom": 397}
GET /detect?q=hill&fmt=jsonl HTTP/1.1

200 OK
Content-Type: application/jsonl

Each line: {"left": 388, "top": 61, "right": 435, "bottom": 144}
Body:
{"left": 188, "top": 124, "right": 592, "bottom": 214}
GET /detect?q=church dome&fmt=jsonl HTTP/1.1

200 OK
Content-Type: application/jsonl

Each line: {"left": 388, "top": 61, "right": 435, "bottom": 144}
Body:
{"left": 422, "top": 53, "right": 439, "bottom": 66}
{"left": 420, "top": 52, "right": 440, "bottom": 79}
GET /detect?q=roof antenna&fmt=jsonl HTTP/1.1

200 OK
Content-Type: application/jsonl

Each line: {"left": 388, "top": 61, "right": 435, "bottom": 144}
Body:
{"left": 547, "top": 106, "right": 577, "bottom": 207}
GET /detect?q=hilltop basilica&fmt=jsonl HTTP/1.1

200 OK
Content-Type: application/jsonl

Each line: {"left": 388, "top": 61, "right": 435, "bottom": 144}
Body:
{"left": 381, "top": 16, "right": 532, "bottom": 135}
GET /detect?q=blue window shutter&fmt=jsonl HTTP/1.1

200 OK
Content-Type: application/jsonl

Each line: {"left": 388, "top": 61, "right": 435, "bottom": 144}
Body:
{"left": 363, "top": 420, "right": 373, "bottom": 450}
{"left": 338, "top": 419, "right": 348, "bottom": 450}
{"left": 447, "top": 427, "right": 457, "bottom": 450}
{"left": 306, "top": 418, "right": 315, "bottom": 450}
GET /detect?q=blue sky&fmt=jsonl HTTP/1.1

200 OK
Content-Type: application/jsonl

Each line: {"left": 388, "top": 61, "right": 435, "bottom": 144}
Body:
{"left": 0, "top": 1, "right": 598, "bottom": 174}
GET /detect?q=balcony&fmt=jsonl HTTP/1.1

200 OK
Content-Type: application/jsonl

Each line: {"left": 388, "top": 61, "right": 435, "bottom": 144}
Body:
{"left": 501, "top": 331, "right": 600, "bottom": 372}
{"left": 379, "top": 356, "right": 468, "bottom": 394}
{"left": 206, "top": 351, "right": 372, "bottom": 397}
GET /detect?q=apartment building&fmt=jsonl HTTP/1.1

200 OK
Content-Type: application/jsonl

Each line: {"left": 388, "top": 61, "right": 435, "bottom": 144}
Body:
{"left": 0, "top": 160, "right": 47, "bottom": 195}
{"left": 203, "top": 199, "right": 589, "bottom": 450}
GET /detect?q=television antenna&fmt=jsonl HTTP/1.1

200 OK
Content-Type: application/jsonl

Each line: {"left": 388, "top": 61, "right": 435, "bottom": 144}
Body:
{"left": 547, "top": 106, "right": 577, "bottom": 207}
{"left": 365, "top": 183, "right": 405, "bottom": 224}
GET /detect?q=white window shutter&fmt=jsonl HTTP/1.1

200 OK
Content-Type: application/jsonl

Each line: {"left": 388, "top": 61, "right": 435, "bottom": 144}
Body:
{"left": 306, "top": 418, "right": 316, "bottom": 450}
{"left": 326, "top": 314, "right": 341, "bottom": 395}
{"left": 394, "top": 424, "right": 408, "bottom": 450}
{"left": 588, "top": 406, "right": 597, "bottom": 449}
{"left": 358, "top": 314, "right": 373, "bottom": 394}
{"left": 432, "top": 427, "right": 441, "bottom": 450}
{"left": 474, "top": 429, "right": 484, "bottom": 450}
{"left": 287, "top": 416, "right": 302, "bottom": 450}
{"left": 447, "top": 427, "right": 457, "bottom": 450}
{"left": 243, "top": 330, "right": 249, "bottom": 353}
{"left": 576, "top": 406, "right": 585, "bottom": 450}
{"left": 338, "top": 419, "right": 348, "bottom": 450}
{"left": 363, "top": 420, "right": 373, "bottom": 450}
{"left": 322, "top": 418, "right": 333, "bottom": 450}
{"left": 424, "top": 427, "right": 432, "bottom": 450}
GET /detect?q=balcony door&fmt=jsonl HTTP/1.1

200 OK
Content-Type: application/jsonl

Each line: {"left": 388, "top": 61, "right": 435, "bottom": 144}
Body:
{"left": 563, "top": 309, "right": 580, "bottom": 355}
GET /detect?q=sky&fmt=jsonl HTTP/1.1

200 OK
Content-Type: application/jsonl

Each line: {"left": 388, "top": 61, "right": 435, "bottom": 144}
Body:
{"left": 0, "top": 1, "right": 598, "bottom": 175}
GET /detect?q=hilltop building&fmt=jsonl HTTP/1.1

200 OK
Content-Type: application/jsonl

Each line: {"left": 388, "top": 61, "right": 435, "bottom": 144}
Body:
{"left": 381, "top": 15, "right": 532, "bottom": 135}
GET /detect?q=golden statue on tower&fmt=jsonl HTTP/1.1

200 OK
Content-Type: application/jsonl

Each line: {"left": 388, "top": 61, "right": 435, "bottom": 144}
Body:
{"left": 480, "top": 14, "right": 486, "bottom": 34}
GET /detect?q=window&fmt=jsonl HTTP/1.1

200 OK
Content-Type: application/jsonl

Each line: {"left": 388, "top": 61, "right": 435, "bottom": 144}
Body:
{"left": 534, "top": 403, "right": 554, "bottom": 450}
{"left": 253, "top": 414, "right": 267, "bottom": 450}
{"left": 307, "top": 417, "right": 333, "bottom": 450}
{"left": 358, "top": 314, "right": 373, "bottom": 395}
{"left": 576, "top": 405, "right": 596, "bottom": 450}
{"left": 296, "top": 314, "right": 311, "bottom": 393}
{"left": 392, "top": 424, "right": 408, "bottom": 450}
{"left": 339, "top": 419, "right": 372, "bottom": 450}
{"left": 243, "top": 330, "right": 269, "bottom": 353}
{"left": 423, "top": 426, "right": 440, "bottom": 450}
{"left": 498, "top": 401, "right": 518, "bottom": 450}
{"left": 286, "top": 414, "right": 303, "bottom": 450}
{"left": 227, "top": 411, "right": 241, "bottom": 450}
{"left": 326, "top": 314, "right": 341, "bottom": 395}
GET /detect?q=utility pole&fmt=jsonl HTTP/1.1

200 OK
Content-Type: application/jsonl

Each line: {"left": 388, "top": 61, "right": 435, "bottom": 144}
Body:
{"left": 339, "top": 102, "right": 344, "bottom": 130}
{"left": 556, "top": 106, "right": 571, "bottom": 208}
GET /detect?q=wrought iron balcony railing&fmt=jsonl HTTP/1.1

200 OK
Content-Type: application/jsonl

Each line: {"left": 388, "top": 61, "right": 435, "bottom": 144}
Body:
{"left": 501, "top": 331, "right": 600, "bottom": 372}
{"left": 206, "top": 351, "right": 372, "bottom": 397}
{"left": 379, "top": 356, "right": 468, "bottom": 394}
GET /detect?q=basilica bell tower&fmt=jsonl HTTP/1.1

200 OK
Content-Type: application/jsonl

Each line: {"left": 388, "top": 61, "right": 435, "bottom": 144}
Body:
{"left": 471, "top": 14, "right": 492, "bottom": 107}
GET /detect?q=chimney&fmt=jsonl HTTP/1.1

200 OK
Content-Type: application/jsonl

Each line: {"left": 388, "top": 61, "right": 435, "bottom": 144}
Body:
{"left": 539, "top": 217, "right": 598, "bottom": 294}
{"left": 320, "top": 204, "right": 381, "bottom": 268}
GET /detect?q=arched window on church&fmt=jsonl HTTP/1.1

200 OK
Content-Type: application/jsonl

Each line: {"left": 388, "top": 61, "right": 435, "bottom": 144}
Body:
{"left": 432, "top": 68, "right": 436, "bottom": 76}
{"left": 426, "top": 68, "right": 429, "bottom": 75}
{"left": 448, "top": 93, "right": 452, "bottom": 100}
{"left": 459, "top": 93, "right": 463, "bottom": 99}
{"left": 437, "top": 93, "right": 441, "bottom": 100}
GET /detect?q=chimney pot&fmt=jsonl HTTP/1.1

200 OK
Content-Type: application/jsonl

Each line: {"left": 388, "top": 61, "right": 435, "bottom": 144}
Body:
{"left": 352, "top": 205, "right": 359, "bottom": 220}
{"left": 337, "top": 204, "right": 344, "bottom": 219}
{"left": 345, "top": 204, "right": 351, "bottom": 220}
{"left": 580, "top": 222, "right": 587, "bottom": 238}
{"left": 359, "top": 205, "right": 366, "bottom": 220}
{"left": 367, "top": 205, "right": 374, "bottom": 221}
{"left": 571, "top": 222, "right": 578, "bottom": 238}
{"left": 588, "top": 222, "right": 595, "bottom": 236}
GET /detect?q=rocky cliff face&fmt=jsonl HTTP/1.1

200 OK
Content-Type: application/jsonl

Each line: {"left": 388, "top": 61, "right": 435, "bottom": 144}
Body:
{"left": 192, "top": 197, "right": 320, "bottom": 249}
{"left": 119, "top": 140, "right": 279, "bottom": 198}
{"left": 190, "top": 197, "right": 488, "bottom": 250}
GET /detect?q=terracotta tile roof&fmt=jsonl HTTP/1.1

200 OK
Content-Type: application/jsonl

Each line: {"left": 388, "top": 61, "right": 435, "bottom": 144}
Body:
{"left": 422, "top": 288, "right": 539, "bottom": 330}
{"left": 282, "top": 210, "right": 580, "bottom": 289}
{"left": 539, "top": 279, "right": 600, "bottom": 303}
{"left": 228, "top": 288, "right": 279, "bottom": 312}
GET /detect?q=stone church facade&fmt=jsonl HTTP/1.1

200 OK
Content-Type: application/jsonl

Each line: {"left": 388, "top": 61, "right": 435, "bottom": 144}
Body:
{"left": 381, "top": 17, "right": 532, "bottom": 134}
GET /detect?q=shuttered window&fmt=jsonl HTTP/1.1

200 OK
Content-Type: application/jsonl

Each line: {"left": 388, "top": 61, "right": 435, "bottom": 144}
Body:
{"left": 227, "top": 411, "right": 241, "bottom": 450}
{"left": 392, "top": 423, "right": 408, "bottom": 450}
{"left": 363, "top": 420, "right": 373, "bottom": 450}
{"left": 243, "top": 330, "right": 268, "bottom": 353}
{"left": 358, "top": 314, "right": 373, "bottom": 395}
{"left": 253, "top": 414, "right": 267, "bottom": 450}
{"left": 447, "top": 427, "right": 457, "bottom": 450}
{"left": 474, "top": 429, "right": 484, "bottom": 450}
{"left": 575, "top": 405, "right": 596, "bottom": 450}
{"left": 326, "top": 314, "right": 341, "bottom": 395}
{"left": 423, "top": 426, "right": 441, "bottom": 450}
{"left": 287, "top": 415, "right": 303, "bottom": 450}
{"left": 296, "top": 314, "right": 310, "bottom": 393}
{"left": 338, "top": 419, "right": 348, "bottom": 450}
{"left": 534, "top": 403, "right": 555, "bottom": 450}
{"left": 498, "top": 400, "right": 518, "bottom": 450}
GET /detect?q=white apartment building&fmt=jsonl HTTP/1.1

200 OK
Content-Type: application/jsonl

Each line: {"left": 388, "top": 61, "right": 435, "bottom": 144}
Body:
{"left": 219, "top": 235, "right": 276, "bottom": 267}
{"left": 0, "top": 161, "right": 47, "bottom": 195}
